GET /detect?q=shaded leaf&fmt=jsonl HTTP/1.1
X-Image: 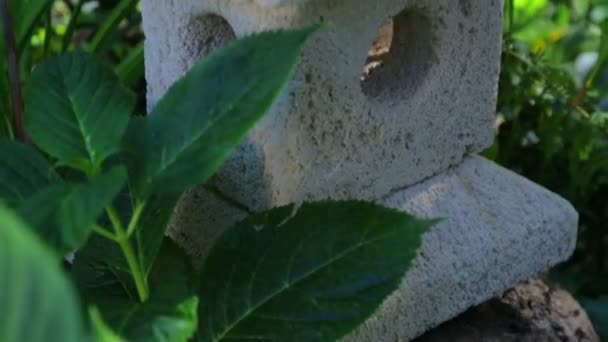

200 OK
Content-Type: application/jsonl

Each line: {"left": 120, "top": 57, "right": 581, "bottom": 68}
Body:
{"left": 87, "top": 0, "right": 139, "bottom": 53}
{"left": 116, "top": 41, "right": 144, "bottom": 87}
{"left": 19, "top": 166, "right": 127, "bottom": 252}
{"left": 89, "top": 307, "right": 126, "bottom": 342}
{"left": 125, "top": 27, "right": 317, "bottom": 197}
{"left": 0, "top": 139, "right": 57, "bottom": 205}
{"left": 0, "top": 205, "right": 84, "bottom": 342}
{"left": 9, "top": 0, "right": 52, "bottom": 50}
{"left": 74, "top": 238, "right": 199, "bottom": 342}
{"left": 135, "top": 194, "right": 181, "bottom": 275}
{"left": 71, "top": 189, "right": 180, "bottom": 311}
{"left": 24, "top": 52, "right": 135, "bottom": 173}
{"left": 198, "top": 201, "right": 433, "bottom": 342}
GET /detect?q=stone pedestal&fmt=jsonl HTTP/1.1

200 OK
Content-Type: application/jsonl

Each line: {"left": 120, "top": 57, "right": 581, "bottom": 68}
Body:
{"left": 142, "top": 0, "right": 578, "bottom": 340}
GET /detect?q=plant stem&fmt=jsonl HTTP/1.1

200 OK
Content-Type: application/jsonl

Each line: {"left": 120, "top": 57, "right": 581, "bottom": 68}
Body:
{"left": 126, "top": 201, "right": 146, "bottom": 237}
{"left": 106, "top": 206, "right": 149, "bottom": 302}
{"left": 0, "top": 0, "right": 27, "bottom": 142}
{"left": 62, "top": 0, "right": 84, "bottom": 52}
{"left": 94, "top": 225, "right": 118, "bottom": 242}
{"left": 117, "top": 234, "right": 149, "bottom": 302}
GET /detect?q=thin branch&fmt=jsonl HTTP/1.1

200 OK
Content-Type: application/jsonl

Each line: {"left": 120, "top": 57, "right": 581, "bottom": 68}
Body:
{"left": 0, "top": 0, "right": 27, "bottom": 142}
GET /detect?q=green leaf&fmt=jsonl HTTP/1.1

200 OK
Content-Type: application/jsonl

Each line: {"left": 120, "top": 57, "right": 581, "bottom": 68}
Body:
{"left": 116, "top": 41, "right": 144, "bottom": 87}
{"left": 89, "top": 307, "right": 126, "bottom": 342}
{"left": 74, "top": 238, "right": 199, "bottom": 342}
{"left": 24, "top": 52, "right": 136, "bottom": 173}
{"left": 135, "top": 194, "right": 182, "bottom": 275}
{"left": 70, "top": 190, "right": 180, "bottom": 304}
{"left": 19, "top": 166, "right": 127, "bottom": 252}
{"left": 87, "top": 0, "right": 139, "bottom": 53}
{"left": 125, "top": 27, "right": 318, "bottom": 197}
{"left": 0, "top": 139, "right": 57, "bottom": 205}
{"left": 0, "top": 205, "right": 85, "bottom": 342}
{"left": 514, "top": 0, "right": 547, "bottom": 21}
{"left": 198, "top": 201, "right": 433, "bottom": 342}
{"left": 9, "top": 0, "right": 53, "bottom": 50}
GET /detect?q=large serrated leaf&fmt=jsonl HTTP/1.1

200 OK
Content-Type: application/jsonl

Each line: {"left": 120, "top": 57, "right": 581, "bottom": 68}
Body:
{"left": 74, "top": 238, "right": 198, "bottom": 342}
{"left": 198, "top": 201, "right": 434, "bottom": 342}
{"left": 19, "top": 166, "right": 127, "bottom": 252}
{"left": 0, "top": 139, "right": 57, "bottom": 205}
{"left": 125, "top": 27, "right": 317, "bottom": 198}
{"left": 24, "top": 52, "right": 135, "bottom": 173}
{"left": 0, "top": 206, "right": 84, "bottom": 342}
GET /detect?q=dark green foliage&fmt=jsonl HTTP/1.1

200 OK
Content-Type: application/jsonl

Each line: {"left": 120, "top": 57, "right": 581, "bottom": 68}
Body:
{"left": 1, "top": 20, "right": 433, "bottom": 342}
{"left": 493, "top": 0, "right": 608, "bottom": 337}
{"left": 24, "top": 52, "right": 136, "bottom": 173}
{"left": 18, "top": 166, "right": 127, "bottom": 253}
{"left": 0, "top": 0, "right": 144, "bottom": 140}
{"left": 74, "top": 238, "right": 199, "bottom": 341}
{"left": 0, "top": 139, "right": 57, "bottom": 205}
{"left": 198, "top": 201, "right": 434, "bottom": 342}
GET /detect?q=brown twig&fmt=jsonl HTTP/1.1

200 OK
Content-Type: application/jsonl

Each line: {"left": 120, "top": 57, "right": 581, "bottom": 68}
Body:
{"left": 0, "top": 0, "right": 27, "bottom": 142}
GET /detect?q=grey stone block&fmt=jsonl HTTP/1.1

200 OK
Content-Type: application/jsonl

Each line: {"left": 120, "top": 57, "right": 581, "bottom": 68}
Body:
{"left": 142, "top": 0, "right": 503, "bottom": 208}
{"left": 347, "top": 156, "right": 578, "bottom": 341}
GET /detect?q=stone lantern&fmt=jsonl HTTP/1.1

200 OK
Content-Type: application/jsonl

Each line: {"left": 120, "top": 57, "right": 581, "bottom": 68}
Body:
{"left": 142, "top": 0, "right": 578, "bottom": 339}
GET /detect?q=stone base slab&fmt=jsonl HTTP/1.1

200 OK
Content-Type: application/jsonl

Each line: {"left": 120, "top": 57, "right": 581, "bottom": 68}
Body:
{"left": 347, "top": 155, "right": 578, "bottom": 341}
{"left": 168, "top": 155, "right": 578, "bottom": 341}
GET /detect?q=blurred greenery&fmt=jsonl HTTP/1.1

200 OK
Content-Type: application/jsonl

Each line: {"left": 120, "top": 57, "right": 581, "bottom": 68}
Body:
{"left": 488, "top": 0, "right": 608, "bottom": 337}
{"left": 1, "top": 0, "right": 607, "bottom": 338}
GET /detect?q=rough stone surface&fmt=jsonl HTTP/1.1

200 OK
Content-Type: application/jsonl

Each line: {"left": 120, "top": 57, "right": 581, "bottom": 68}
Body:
{"left": 415, "top": 278, "right": 600, "bottom": 342}
{"left": 167, "top": 186, "right": 248, "bottom": 270}
{"left": 254, "top": 0, "right": 311, "bottom": 7}
{"left": 164, "top": 156, "right": 578, "bottom": 341}
{"left": 142, "top": 0, "right": 580, "bottom": 339}
{"left": 343, "top": 156, "right": 578, "bottom": 341}
{"left": 143, "top": 0, "right": 503, "bottom": 209}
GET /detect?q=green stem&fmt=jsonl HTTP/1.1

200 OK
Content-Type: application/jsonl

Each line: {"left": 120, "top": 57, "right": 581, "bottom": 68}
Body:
{"left": 117, "top": 234, "right": 149, "bottom": 302}
{"left": 106, "top": 206, "right": 124, "bottom": 232}
{"left": 61, "top": 0, "right": 84, "bottom": 52}
{"left": 106, "top": 206, "right": 149, "bottom": 302}
{"left": 93, "top": 225, "right": 118, "bottom": 242}
{"left": 126, "top": 201, "right": 146, "bottom": 237}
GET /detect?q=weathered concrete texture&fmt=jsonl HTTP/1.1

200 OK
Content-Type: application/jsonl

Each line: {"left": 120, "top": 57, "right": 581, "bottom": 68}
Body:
{"left": 254, "top": 0, "right": 310, "bottom": 7}
{"left": 143, "top": 0, "right": 503, "bottom": 209}
{"left": 346, "top": 156, "right": 578, "bottom": 341}
{"left": 164, "top": 155, "right": 578, "bottom": 341}
{"left": 142, "top": 1, "right": 578, "bottom": 340}
{"left": 167, "top": 186, "right": 248, "bottom": 270}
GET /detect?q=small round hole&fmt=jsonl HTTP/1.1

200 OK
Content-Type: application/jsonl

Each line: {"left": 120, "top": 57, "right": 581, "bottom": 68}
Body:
{"left": 361, "top": 9, "right": 435, "bottom": 103}
{"left": 187, "top": 14, "right": 236, "bottom": 62}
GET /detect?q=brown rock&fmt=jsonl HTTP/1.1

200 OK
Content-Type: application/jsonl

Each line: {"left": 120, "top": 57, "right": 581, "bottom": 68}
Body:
{"left": 414, "top": 278, "right": 599, "bottom": 342}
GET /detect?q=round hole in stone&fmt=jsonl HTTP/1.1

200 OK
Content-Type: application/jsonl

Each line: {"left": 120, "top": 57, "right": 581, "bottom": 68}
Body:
{"left": 361, "top": 9, "right": 435, "bottom": 103}
{"left": 187, "top": 14, "right": 236, "bottom": 63}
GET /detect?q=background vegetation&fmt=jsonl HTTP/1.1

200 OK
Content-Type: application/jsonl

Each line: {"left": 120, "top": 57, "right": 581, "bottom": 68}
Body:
{"left": 488, "top": 0, "right": 608, "bottom": 337}
{"left": 1, "top": 0, "right": 607, "bottom": 338}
